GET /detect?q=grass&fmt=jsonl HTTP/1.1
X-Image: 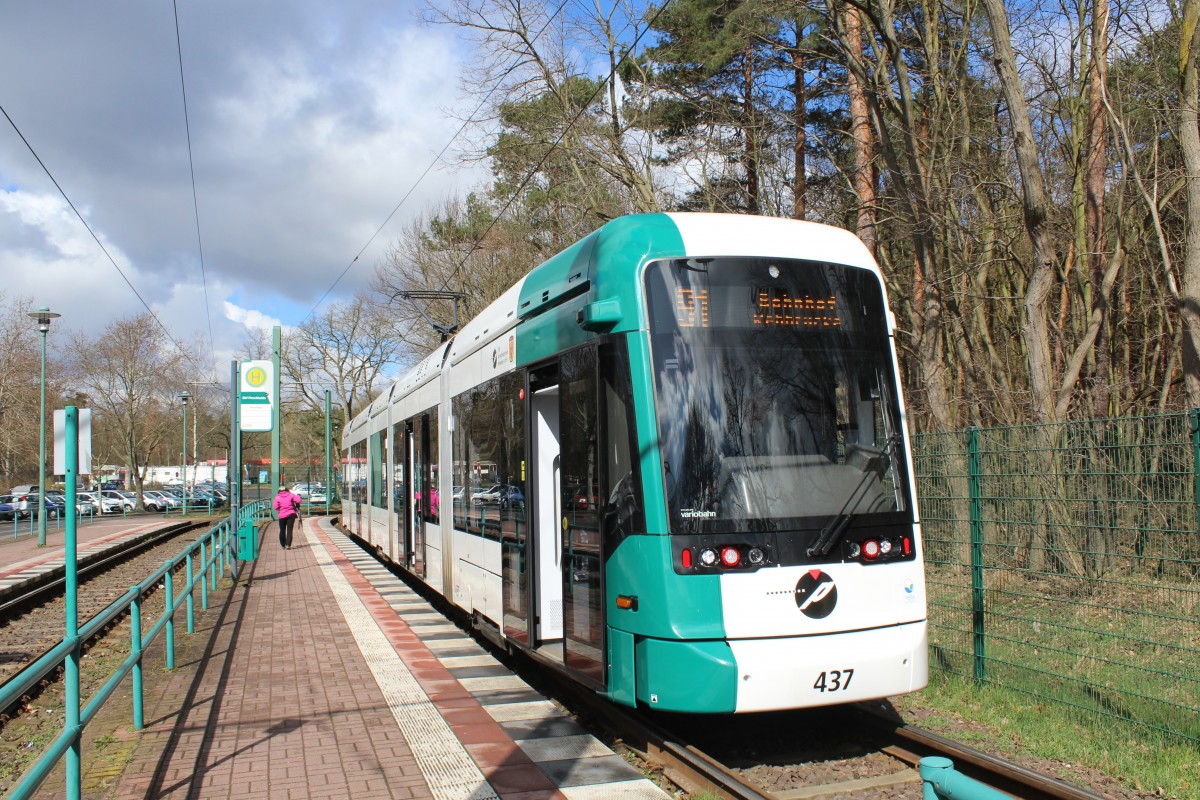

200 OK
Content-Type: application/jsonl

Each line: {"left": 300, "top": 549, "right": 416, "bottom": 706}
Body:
{"left": 897, "top": 671, "right": 1195, "bottom": 796}
{"left": 911, "top": 560, "right": 1200, "bottom": 799}
{"left": 894, "top": 655, "right": 1200, "bottom": 798}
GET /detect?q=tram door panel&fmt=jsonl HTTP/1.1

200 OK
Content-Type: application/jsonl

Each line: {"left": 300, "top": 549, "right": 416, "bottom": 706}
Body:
{"left": 411, "top": 414, "right": 429, "bottom": 578}
{"left": 530, "top": 385, "right": 563, "bottom": 642}
{"left": 559, "top": 347, "right": 606, "bottom": 688}
{"left": 393, "top": 423, "right": 412, "bottom": 567}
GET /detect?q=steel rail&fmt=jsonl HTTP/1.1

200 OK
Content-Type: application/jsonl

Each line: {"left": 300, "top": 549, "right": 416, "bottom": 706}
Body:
{"left": 335, "top": 526, "right": 1107, "bottom": 800}
{"left": 0, "top": 522, "right": 204, "bottom": 620}
{"left": 0, "top": 522, "right": 207, "bottom": 720}
{"left": 850, "top": 706, "right": 1105, "bottom": 800}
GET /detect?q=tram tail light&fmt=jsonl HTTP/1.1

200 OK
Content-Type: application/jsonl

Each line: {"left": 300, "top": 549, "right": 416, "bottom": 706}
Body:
{"left": 720, "top": 546, "right": 741, "bottom": 567}
{"left": 861, "top": 539, "right": 881, "bottom": 560}
{"left": 681, "top": 549, "right": 693, "bottom": 569}
{"left": 902, "top": 536, "right": 912, "bottom": 556}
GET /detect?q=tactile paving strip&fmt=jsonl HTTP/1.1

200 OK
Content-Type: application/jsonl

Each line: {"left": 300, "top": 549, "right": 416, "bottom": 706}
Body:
{"left": 317, "top": 523, "right": 671, "bottom": 800}
{"left": 302, "top": 523, "right": 500, "bottom": 800}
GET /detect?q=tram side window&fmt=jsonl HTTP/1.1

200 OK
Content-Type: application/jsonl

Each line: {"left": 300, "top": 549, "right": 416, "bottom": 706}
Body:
{"left": 392, "top": 423, "right": 406, "bottom": 518}
{"left": 370, "top": 429, "right": 388, "bottom": 510}
{"left": 452, "top": 373, "right": 525, "bottom": 540}
{"left": 600, "top": 340, "right": 644, "bottom": 540}
{"left": 452, "top": 394, "right": 470, "bottom": 531}
{"left": 350, "top": 441, "right": 367, "bottom": 502}
{"left": 424, "top": 412, "right": 440, "bottom": 524}
{"left": 413, "top": 415, "right": 426, "bottom": 522}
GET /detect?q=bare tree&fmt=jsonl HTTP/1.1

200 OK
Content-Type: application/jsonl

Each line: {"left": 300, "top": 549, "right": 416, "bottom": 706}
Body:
{"left": 68, "top": 314, "right": 194, "bottom": 497}
{"left": 425, "top": 0, "right": 662, "bottom": 217}
{"left": 0, "top": 294, "right": 44, "bottom": 487}
{"left": 283, "top": 294, "right": 408, "bottom": 427}
{"left": 1180, "top": 0, "right": 1200, "bottom": 406}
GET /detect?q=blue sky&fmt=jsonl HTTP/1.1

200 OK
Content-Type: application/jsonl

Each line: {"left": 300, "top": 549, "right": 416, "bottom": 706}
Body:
{"left": 0, "top": 1, "right": 487, "bottom": 376}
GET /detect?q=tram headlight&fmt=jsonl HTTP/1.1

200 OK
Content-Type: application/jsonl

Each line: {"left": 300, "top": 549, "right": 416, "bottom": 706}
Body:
{"left": 747, "top": 547, "right": 765, "bottom": 565}
{"left": 879, "top": 538, "right": 894, "bottom": 556}
{"left": 848, "top": 541, "right": 861, "bottom": 558}
{"left": 720, "top": 546, "right": 741, "bottom": 567}
{"left": 699, "top": 548, "right": 719, "bottom": 567}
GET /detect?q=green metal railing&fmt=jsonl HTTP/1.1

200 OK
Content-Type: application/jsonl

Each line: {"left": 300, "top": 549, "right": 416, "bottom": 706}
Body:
{"left": 1, "top": 483, "right": 268, "bottom": 799}
{"left": 919, "top": 757, "right": 1011, "bottom": 799}
{"left": 913, "top": 412, "right": 1200, "bottom": 744}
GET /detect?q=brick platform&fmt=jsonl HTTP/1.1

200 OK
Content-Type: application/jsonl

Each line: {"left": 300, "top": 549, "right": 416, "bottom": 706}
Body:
{"left": 98, "top": 516, "right": 667, "bottom": 800}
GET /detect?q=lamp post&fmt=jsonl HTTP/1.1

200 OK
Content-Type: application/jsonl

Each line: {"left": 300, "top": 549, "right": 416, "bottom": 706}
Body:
{"left": 179, "top": 391, "right": 191, "bottom": 517}
{"left": 27, "top": 306, "right": 60, "bottom": 546}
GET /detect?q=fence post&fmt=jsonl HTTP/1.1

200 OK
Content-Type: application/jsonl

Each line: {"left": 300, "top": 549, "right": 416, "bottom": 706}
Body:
{"left": 131, "top": 591, "right": 144, "bottom": 729}
{"left": 199, "top": 540, "right": 208, "bottom": 611}
{"left": 165, "top": 567, "right": 175, "bottom": 671}
{"left": 1191, "top": 410, "right": 1200, "bottom": 522}
{"left": 186, "top": 552, "right": 194, "bottom": 634}
{"left": 967, "top": 427, "right": 986, "bottom": 684}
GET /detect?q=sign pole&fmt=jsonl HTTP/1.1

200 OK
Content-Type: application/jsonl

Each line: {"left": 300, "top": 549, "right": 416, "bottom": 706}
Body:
{"left": 63, "top": 406, "right": 81, "bottom": 797}
{"left": 271, "top": 326, "right": 281, "bottom": 499}
{"left": 325, "top": 389, "right": 333, "bottom": 511}
{"left": 230, "top": 361, "right": 239, "bottom": 529}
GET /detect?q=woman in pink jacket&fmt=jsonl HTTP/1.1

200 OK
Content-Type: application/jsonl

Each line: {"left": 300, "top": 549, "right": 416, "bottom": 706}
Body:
{"left": 273, "top": 486, "right": 302, "bottom": 549}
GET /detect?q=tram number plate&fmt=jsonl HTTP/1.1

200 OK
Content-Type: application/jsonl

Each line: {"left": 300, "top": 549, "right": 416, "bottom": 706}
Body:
{"left": 812, "top": 668, "right": 855, "bottom": 693}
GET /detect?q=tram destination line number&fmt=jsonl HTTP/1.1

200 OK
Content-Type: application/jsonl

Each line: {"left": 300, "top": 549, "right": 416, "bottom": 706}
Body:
{"left": 812, "top": 668, "right": 855, "bottom": 693}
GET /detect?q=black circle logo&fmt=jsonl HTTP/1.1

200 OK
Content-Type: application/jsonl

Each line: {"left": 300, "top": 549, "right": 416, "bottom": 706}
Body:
{"left": 794, "top": 570, "right": 837, "bottom": 618}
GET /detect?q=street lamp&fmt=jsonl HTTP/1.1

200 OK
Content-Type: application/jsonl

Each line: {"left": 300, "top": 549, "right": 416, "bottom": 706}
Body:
{"left": 179, "top": 391, "right": 191, "bottom": 517}
{"left": 27, "top": 306, "right": 60, "bottom": 546}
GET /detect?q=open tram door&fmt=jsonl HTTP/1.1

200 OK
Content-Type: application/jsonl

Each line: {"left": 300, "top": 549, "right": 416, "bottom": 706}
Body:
{"left": 525, "top": 350, "right": 607, "bottom": 690}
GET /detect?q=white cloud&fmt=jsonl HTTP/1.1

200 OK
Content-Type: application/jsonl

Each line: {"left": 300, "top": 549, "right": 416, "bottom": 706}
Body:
{"left": 0, "top": 1, "right": 487, "bottom": 358}
{"left": 224, "top": 301, "right": 283, "bottom": 334}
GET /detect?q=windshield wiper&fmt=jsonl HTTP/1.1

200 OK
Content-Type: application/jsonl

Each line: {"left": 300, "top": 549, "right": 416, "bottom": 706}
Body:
{"left": 806, "top": 433, "right": 901, "bottom": 558}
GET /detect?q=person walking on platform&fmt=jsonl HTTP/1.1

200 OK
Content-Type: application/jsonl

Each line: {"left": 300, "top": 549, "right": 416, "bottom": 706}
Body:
{"left": 274, "top": 485, "right": 302, "bottom": 549}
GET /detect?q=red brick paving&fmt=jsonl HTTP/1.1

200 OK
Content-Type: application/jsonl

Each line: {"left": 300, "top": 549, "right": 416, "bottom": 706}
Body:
{"left": 103, "top": 518, "right": 436, "bottom": 800}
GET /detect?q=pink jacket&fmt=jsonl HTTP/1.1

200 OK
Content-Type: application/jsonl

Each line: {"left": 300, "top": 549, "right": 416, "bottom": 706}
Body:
{"left": 274, "top": 490, "right": 301, "bottom": 519}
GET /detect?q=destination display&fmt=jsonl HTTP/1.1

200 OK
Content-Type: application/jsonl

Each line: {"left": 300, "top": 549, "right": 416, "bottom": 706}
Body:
{"left": 671, "top": 285, "right": 844, "bottom": 329}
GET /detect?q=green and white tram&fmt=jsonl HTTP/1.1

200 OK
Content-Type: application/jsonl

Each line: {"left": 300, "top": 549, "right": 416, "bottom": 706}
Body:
{"left": 342, "top": 212, "right": 928, "bottom": 713}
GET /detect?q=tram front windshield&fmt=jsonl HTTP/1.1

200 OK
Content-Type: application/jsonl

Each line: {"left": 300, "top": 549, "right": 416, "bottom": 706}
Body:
{"left": 645, "top": 257, "right": 912, "bottom": 535}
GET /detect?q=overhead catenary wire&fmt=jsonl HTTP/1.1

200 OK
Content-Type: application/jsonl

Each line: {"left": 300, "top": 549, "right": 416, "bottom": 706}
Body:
{"left": 433, "top": 0, "right": 672, "bottom": 296}
{"left": 299, "top": 0, "right": 580, "bottom": 327}
{"left": 172, "top": 0, "right": 218, "bottom": 370}
{"left": 0, "top": 101, "right": 212, "bottom": 379}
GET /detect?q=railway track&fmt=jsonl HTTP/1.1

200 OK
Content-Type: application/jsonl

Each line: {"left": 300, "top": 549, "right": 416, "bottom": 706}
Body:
{"left": 342, "top": 527, "right": 1115, "bottom": 800}
{"left": 535, "top": 670, "right": 1106, "bottom": 800}
{"left": 0, "top": 521, "right": 209, "bottom": 721}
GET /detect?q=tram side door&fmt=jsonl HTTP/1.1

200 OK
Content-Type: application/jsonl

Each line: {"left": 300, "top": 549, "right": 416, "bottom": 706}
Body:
{"left": 530, "top": 384, "right": 563, "bottom": 642}
{"left": 559, "top": 347, "right": 606, "bottom": 689}
{"left": 400, "top": 421, "right": 415, "bottom": 568}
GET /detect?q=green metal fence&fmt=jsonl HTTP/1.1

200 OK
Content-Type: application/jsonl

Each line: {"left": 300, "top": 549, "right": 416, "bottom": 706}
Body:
{"left": 913, "top": 413, "right": 1200, "bottom": 744}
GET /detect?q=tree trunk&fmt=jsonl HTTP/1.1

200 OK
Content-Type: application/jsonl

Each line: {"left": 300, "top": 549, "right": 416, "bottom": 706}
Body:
{"left": 793, "top": 20, "right": 807, "bottom": 220}
{"left": 1180, "top": 0, "right": 1200, "bottom": 405}
{"left": 846, "top": 4, "right": 875, "bottom": 252}
{"left": 744, "top": 47, "right": 759, "bottom": 214}
{"left": 981, "top": 0, "right": 1059, "bottom": 424}
{"left": 1086, "top": 0, "right": 1111, "bottom": 418}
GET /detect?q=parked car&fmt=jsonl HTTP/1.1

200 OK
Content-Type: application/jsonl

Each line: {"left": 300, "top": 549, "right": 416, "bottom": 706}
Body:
{"left": 79, "top": 491, "right": 123, "bottom": 514}
{"left": 8, "top": 484, "right": 37, "bottom": 495}
{"left": 0, "top": 497, "right": 14, "bottom": 521}
{"left": 101, "top": 490, "right": 136, "bottom": 512}
{"left": 291, "top": 483, "right": 327, "bottom": 503}
{"left": 0, "top": 493, "right": 29, "bottom": 519}
{"left": 143, "top": 490, "right": 180, "bottom": 512}
{"left": 15, "top": 493, "right": 62, "bottom": 519}
{"left": 471, "top": 484, "right": 524, "bottom": 508}
{"left": 46, "top": 490, "right": 93, "bottom": 517}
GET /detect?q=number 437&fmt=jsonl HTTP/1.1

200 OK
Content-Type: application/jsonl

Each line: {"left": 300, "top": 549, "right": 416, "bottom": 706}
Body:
{"left": 813, "top": 669, "right": 855, "bottom": 693}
